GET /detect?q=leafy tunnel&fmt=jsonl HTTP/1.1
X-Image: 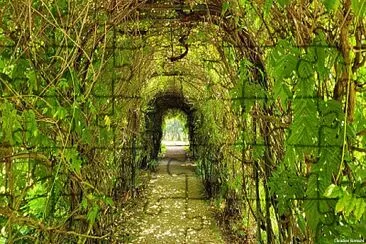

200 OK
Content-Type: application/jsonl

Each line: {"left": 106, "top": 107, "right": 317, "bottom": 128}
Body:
{"left": 144, "top": 92, "right": 194, "bottom": 160}
{"left": 0, "top": 0, "right": 366, "bottom": 243}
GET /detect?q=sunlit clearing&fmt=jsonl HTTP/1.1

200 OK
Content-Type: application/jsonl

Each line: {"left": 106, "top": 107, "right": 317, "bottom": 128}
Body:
{"left": 161, "top": 110, "right": 189, "bottom": 147}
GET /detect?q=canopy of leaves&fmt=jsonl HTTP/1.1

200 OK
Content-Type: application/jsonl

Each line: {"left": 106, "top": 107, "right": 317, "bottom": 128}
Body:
{"left": 0, "top": 0, "right": 365, "bottom": 243}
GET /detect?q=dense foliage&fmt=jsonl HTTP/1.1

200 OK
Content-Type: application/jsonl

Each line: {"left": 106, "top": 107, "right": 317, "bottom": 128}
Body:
{"left": 0, "top": 0, "right": 365, "bottom": 243}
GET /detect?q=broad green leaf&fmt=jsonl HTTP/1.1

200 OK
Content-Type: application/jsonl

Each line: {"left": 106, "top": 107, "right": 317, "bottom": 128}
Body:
{"left": 344, "top": 195, "right": 357, "bottom": 217}
{"left": 324, "top": 184, "right": 342, "bottom": 198}
{"left": 304, "top": 184, "right": 321, "bottom": 234}
{"left": 296, "top": 59, "right": 313, "bottom": 81}
{"left": 335, "top": 193, "right": 352, "bottom": 213}
{"left": 354, "top": 198, "right": 366, "bottom": 220}
{"left": 267, "top": 40, "right": 299, "bottom": 82}
{"left": 297, "top": 212, "right": 306, "bottom": 234}
{"left": 273, "top": 81, "right": 291, "bottom": 109}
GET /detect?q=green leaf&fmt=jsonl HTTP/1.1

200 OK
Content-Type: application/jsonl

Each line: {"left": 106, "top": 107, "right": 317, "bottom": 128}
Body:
{"left": 324, "top": 184, "right": 342, "bottom": 198}
{"left": 352, "top": 0, "right": 366, "bottom": 17}
{"left": 64, "top": 149, "right": 83, "bottom": 174}
{"left": 81, "top": 198, "right": 88, "bottom": 210}
{"left": 323, "top": 0, "right": 340, "bottom": 12}
{"left": 24, "top": 110, "right": 38, "bottom": 139}
{"left": 87, "top": 205, "right": 99, "bottom": 225}
{"left": 269, "top": 164, "right": 306, "bottom": 215}
{"left": 222, "top": 2, "right": 230, "bottom": 15}
{"left": 53, "top": 106, "right": 68, "bottom": 120}
{"left": 0, "top": 100, "right": 22, "bottom": 145}
{"left": 12, "top": 59, "right": 29, "bottom": 79}
{"left": 273, "top": 81, "right": 291, "bottom": 109}
{"left": 58, "top": 78, "right": 69, "bottom": 90}
{"left": 335, "top": 193, "right": 352, "bottom": 213}
{"left": 268, "top": 41, "right": 298, "bottom": 81}
{"left": 238, "top": 0, "right": 246, "bottom": 8}
{"left": 253, "top": 145, "right": 265, "bottom": 160}
{"left": 25, "top": 183, "right": 47, "bottom": 217}
{"left": 104, "top": 197, "right": 114, "bottom": 206}
{"left": 344, "top": 195, "right": 357, "bottom": 217}
{"left": 0, "top": 56, "right": 5, "bottom": 70}
{"left": 297, "top": 212, "right": 306, "bottom": 234}
{"left": 287, "top": 98, "right": 319, "bottom": 153}
{"left": 354, "top": 198, "right": 366, "bottom": 220}
{"left": 264, "top": 0, "right": 273, "bottom": 17}
{"left": 277, "top": 0, "right": 292, "bottom": 7}
{"left": 57, "top": 0, "right": 68, "bottom": 12}
{"left": 81, "top": 127, "right": 92, "bottom": 144}
{"left": 304, "top": 193, "right": 321, "bottom": 234}
{"left": 296, "top": 59, "right": 313, "bottom": 81}
{"left": 26, "top": 70, "right": 38, "bottom": 92}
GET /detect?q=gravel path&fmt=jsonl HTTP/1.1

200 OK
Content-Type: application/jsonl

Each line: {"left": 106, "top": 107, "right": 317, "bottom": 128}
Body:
{"left": 119, "top": 145, "right": 224, "bottom": 243}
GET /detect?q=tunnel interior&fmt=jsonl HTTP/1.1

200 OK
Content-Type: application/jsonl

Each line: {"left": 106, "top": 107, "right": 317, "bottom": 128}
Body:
{"left": 144, "top": 91, "right": 196, "bottom": 161}
{"left": 1, "top": 0, "right": 365, "bottom": 243}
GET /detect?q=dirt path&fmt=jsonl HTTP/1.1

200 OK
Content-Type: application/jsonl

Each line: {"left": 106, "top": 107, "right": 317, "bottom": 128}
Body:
{"left": 118, "top": 145, "right": 224, "bottom": 243}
